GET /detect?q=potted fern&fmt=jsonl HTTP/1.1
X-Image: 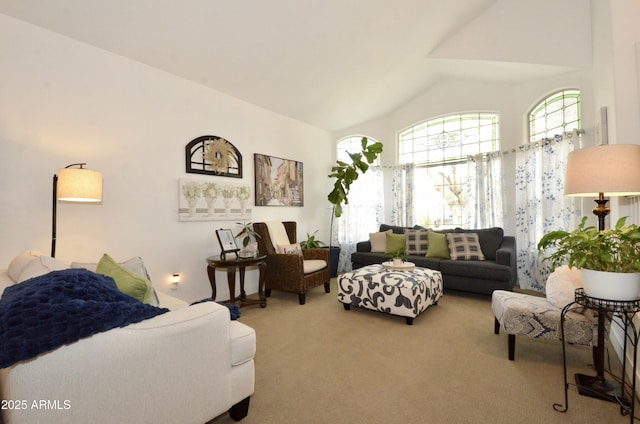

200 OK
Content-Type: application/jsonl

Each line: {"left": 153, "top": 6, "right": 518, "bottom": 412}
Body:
{"left": 537, "top": 216, "right": 640, "bottom": 300}
{"left": 300, "top": 231, "right": 325, "bottom": 249}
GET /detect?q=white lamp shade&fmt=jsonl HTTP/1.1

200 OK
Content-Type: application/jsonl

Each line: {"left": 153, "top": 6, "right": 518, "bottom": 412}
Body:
{"left": 57, "top": 168, "right": 103, "bottom": 202}
{"left": 564, "top": 144, "right": 640, "bottom": 197}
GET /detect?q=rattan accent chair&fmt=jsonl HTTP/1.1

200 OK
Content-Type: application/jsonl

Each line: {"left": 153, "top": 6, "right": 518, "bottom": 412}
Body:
{"left": 253, "top": 221, "right": 330, "bottom": 305}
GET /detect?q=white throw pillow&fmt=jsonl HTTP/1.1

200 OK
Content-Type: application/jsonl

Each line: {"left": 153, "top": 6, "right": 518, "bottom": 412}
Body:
{"left": 369, "top": 230, "right": 392, "bottom": 253}
{"left": 8, "top": 250, "right": 45, "bottom": 282}
{"left": 545, "top": 265, "right": 583, "bottom": 308}
{"left": 17, "top": 256, "right": 67, "bottom": 283}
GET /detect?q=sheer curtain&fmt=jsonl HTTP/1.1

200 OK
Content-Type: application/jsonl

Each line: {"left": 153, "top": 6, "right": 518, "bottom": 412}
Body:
{"left": 514, "top": 137, "right": 581, "bottom": 291}
{"left": 463, "top": 153, "right": 504, "bottom": 228}
{"left": 333, "top": 166, "right": 384, "bottom": 272}
{"left": 390, "top": 164, "right": 415, "bottom": 226}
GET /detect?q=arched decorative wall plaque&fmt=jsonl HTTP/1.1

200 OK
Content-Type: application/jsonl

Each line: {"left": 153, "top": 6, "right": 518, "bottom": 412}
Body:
{"left": 185, "top": 135, "right": 242, "bottom": 178}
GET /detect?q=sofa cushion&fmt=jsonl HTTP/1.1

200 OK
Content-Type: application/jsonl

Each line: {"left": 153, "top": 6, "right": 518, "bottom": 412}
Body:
{"left": 71, "top": 256, "right": 159, "bottom": 306}
{"left": 384, "top": 232, "right": 406, "bottom": 256}
{"left": 446, "top": 233, "right": 485, "bottom": 261}
{"left": 454, "top": 227, "right": 503, "bottom": 260}
{"left": 369, "top": 230, "right": 391, "bottom": 253}
{"left": 404, "top": 229, "right": 429, "bottom": 255}
{"left": 8, "top": 250, "right": 45, "bottom": 282}
{"left": 17, "top": 256, "right": 67, "bottom": 283}
{"left": 96, "top": 254, "right": 155, "bottom": 305}
{"left": 379, "top": 224, "right": 411, "bottom": 234}
{"left": 303, "top": 259, "right": 327, "bottom": 274}
{"left": 426, "top": 231, "right": 450, "bottom": 259}
{"left": 439, "top": 259, "right": 512, "bottom": 281}
{"left": 229, "top": 321, "right": 256, "bottom": 366}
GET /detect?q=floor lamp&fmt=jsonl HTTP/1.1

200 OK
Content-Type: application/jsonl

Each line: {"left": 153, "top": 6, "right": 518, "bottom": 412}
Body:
{"left": 51, "top": 163, "right": 103, "bottom": 258}
{"left": 564, "top": 144, "right": 640, "bottom": 402}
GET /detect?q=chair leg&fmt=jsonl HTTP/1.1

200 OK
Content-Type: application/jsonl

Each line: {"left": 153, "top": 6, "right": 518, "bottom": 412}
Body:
{"left": 229, "top": 396, "right": 250, "bottom": 421}
{"left": 324, "top": 282, "right": 331, "bottom": 293}
{"left": 494, "top": 317, "right": 500, "bottom": 335}
{"left": 265, "top": 288, "right": 271, "bottom": 297}
{"left": 508, "top": 334, "right": 515, "bottom": 361}
{"left": 298, "top": 293, "right": 306, "bottom": 305}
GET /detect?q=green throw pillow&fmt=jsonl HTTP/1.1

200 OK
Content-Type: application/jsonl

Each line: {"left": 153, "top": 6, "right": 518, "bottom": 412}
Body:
{"left": 384, "top": 232, "right": 406, "bottom": 256}
{"left": 426, "top": 231, "right": 450, "bottom": 259}
{"left": 96, "top": 253, "right": 155, "bottom": 304}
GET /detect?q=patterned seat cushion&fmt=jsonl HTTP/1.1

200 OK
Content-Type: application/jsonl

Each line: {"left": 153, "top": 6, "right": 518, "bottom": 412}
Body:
{"left": 491, "top": 290, "right": 603, "bottom": 346}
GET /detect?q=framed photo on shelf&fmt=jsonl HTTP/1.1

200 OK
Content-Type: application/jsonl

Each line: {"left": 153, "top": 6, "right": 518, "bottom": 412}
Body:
{"left": 216, "top": 228, "right": 239, "bottom": 259}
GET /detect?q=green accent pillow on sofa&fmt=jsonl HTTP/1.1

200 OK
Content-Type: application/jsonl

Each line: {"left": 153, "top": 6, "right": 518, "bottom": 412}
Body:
{"left": 96, "top": 253, "right": 155, "bottom": 304}
{"left": 426, "top": 231, "right": 450, "bottom": 259}
{"left": 384, "top": 232, "right": 406, "bottom": 256}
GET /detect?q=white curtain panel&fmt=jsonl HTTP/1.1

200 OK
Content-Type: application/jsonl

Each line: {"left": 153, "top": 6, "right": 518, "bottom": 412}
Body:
{"left": 464, "top": 153, "right": 505, "bottom": 229}
{"left": 334, "top": 166, "right": 384, "bottom": 272}
{"left": 515, "top": 138, "right": 581, "bottom": 292}
{"left": 390, "top": 164, "right": 415, "bottom": 227}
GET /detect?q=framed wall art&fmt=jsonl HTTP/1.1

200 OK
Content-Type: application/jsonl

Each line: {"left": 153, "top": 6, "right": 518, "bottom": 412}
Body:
{"left": 178, "top": 178, "right": 252, "bottom": 221}
{"left": 254, "top": 153, "right": 304, "bottom": 206}
{"left": 185, "top": 135, "right": 242, "bottom": 178}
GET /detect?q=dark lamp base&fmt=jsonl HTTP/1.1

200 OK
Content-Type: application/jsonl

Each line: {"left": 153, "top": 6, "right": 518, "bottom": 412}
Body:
{"left": 575, "top": 373, "right": 628, "bottom": 405}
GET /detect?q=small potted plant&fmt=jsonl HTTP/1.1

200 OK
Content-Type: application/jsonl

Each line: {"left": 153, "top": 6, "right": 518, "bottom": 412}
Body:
{"left": 537, "top": 216, "right": 640, "bottom": 300}
{"left": 385, "top": 249, "right": 407, "bottom": 267}
{"left": 235, "top": 222, "right": 261, "bottom": 258}
{"left": 300, "top": 231, "right": 325, "bottom": 249}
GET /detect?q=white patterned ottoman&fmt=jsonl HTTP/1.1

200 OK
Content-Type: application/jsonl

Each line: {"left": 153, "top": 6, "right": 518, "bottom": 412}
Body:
{"left": 338, "top": 264, "right": 443, "bottom": 325}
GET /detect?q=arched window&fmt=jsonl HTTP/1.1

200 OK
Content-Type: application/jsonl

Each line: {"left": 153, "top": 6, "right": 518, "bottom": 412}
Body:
{"left": 336, "top": 135, "right": 380, "bottom": 164}
{"left": 398, "top": 113, "right": 500, "bottom": 228}
{"left": 529, "top": 89, "right": 581, "bottom": 141}
{"left": 515, "top": 89, "right": 582, "bottom": 291}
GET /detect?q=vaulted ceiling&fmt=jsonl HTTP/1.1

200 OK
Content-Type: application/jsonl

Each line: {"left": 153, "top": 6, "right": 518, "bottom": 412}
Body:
{"left": 0, "top": 0, "right": 592, "bottom": 131}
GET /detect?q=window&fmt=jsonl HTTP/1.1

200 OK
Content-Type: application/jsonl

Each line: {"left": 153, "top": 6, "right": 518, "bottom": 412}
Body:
{"left": 336, "top": 135, "right": 380, "bottom": 164}
{"left": 398, "top": 113, "right": 500, "bottom": 229}
{"left": 529, "top": 89, "right": 580, "bottom": 141}
{"left": 515, "top": 89, "right": 582, "bottom": 291}
{"left": 334, "top": 135, "right": 384, "bottom": 272}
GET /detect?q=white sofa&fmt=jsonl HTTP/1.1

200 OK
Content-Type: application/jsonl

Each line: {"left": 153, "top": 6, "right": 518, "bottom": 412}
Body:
{"left": 0, "top": 252, "right": 256, "bottom": 424}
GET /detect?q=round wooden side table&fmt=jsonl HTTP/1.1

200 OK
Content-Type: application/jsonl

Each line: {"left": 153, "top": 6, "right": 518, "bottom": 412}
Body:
{"left": 206, "top": 255, "right": 267, "bottom": 308}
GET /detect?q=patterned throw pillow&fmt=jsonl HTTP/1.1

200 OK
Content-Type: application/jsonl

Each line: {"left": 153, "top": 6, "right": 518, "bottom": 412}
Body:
{"left": 404, "top": 229, "right": 429, "bottom": 255}
{"left": 445, "top": 233, "right": 485, "bottom": 260}
{"left": 277, "top": 243, "right": 302, "bottom": 255}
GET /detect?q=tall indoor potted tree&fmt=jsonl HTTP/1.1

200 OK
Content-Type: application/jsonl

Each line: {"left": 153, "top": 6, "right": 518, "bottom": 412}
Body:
{"left": 537, "top": 216, "right": 640, "bottom": 300}
{"left": 327, "top": 137, "right": 383, "bottom": 277}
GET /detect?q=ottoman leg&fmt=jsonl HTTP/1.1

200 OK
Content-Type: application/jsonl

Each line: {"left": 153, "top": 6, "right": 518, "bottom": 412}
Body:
{"left": 342, "top": 303, "right": 351, "bottom": 311}
{"left": 405, "top": 317, "right": 414, "bottom": 325}
{"left": 494, "top": 317, "right": 500, "bottom": 335}
{"left": 508, "top": 334, "right": 515, "bottom": 361}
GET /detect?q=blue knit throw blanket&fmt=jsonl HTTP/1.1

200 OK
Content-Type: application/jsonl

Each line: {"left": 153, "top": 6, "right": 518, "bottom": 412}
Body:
{"left": 0, "top": 269, "right": 169, "bottom": 368}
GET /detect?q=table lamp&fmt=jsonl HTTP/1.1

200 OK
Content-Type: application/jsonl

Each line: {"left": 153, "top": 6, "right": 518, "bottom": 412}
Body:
{"left": 51, "top": 163, "right": 103, "bottom": 257}
{"left": 563, "top": 143, "right": 640, "bottom": 402}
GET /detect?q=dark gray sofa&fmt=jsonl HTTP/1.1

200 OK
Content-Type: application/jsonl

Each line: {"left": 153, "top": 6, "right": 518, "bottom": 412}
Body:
{"left": 350, "top": 224, "right": 517, "bottom": 295}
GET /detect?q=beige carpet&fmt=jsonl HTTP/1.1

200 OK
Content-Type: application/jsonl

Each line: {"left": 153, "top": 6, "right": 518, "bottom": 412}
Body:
{"left": 212, "top": 279, "right": 632, "bottom": 424}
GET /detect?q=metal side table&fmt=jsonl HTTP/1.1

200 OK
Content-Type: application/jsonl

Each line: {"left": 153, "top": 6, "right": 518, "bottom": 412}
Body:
{"left": 555, "top": 288, "right": 640, "bottom": 422}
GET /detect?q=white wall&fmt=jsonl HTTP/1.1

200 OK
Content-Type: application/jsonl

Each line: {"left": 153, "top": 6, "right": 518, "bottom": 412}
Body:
{"left": 0, "top": 15, "right": 333, "bottom": 302}
{"left": 335, "top": 71, "right": 595, "bottom": 236}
